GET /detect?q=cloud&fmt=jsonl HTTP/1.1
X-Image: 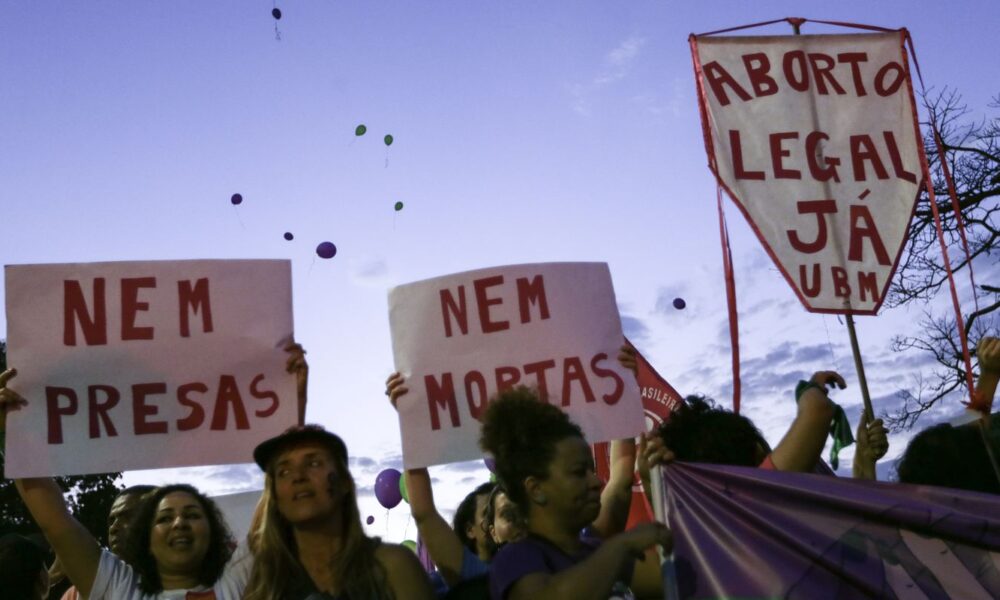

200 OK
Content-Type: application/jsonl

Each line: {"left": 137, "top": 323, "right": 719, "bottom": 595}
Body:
{"left": 570, "top": 36, "right": 646, "bottom": 116}
{"left": 348, "top": 255, "right": 389, "bottom": 286}
{"left": 441, "top": 459, "right": 489, "bottom": 474}
{"left": 620, "top": 314, "right": 650, "bottom": 342}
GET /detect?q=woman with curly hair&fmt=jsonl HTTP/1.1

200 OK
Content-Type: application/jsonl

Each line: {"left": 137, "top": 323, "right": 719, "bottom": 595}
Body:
{"left": 114, "top": 484, "right": 248, "bottom": 597}
{"left": 480, "top": 386, "right": 672, "bottom": 600}
{"left": 244, "top": 424, "right": 434, "bottom": 600}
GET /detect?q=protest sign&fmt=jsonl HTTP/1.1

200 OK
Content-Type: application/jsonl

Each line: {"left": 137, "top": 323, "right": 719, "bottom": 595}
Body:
{"left": 3, "top": 259, "right": 296, "bottom": 477}
{"left": 593, "top": 343, "right": 682, "bottom": 528}
{"left": 658, "top": 463, "right": 1000, "bottom": 599}
{"left": 389, "top": 262, "right": 642, "bottom": 469}
{"left": 692, "top": 32, "right": 922, "bottom": 314}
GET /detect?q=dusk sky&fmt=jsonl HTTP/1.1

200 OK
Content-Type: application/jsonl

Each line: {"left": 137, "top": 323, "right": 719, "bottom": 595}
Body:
{"left": 3, "top": 1, "right": 998, "bottom": 540}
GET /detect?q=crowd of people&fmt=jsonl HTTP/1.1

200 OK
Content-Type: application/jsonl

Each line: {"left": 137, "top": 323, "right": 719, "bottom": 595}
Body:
{"left": 0, "top": 335, "right": 998, "bottom": 599}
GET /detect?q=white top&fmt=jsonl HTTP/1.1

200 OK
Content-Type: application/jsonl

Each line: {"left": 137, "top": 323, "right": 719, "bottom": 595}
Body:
{"left": 88, "top": 539, "right": 252, "bottom": 600}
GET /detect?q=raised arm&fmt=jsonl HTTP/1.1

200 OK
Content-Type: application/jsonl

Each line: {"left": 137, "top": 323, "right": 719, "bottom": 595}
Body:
{"left": 974, "top": 336, "right": 1000, "bottom": 411}
{"left": 590, "top": 343, "right": 640, "bottom": 538}
{"left": 386, "top": 372, "right": 469, "bottom": 586}
{"left": 591, "top": 437, "right": 635, "bottom": 538}
{"left": 506, "top": 522, "right": 672, "bottom": 600}
{"left": 285, "top": 341, "right": 308, "bottom": 425}
{"left": 1, "top": 369, "right": 102, "bottom": 598}
{"left": 769, "top": 371, "right": 841, "bottom": 472}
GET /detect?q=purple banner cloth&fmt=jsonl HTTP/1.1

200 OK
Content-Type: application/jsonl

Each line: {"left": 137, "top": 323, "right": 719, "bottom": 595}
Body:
{"left": 660, "top": 463, "right": 1000, "bottom": 599}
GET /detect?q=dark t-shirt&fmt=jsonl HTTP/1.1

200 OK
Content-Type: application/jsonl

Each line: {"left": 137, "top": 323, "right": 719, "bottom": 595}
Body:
{"left": 489, "top": 534, "right": 635, "bottom": 600}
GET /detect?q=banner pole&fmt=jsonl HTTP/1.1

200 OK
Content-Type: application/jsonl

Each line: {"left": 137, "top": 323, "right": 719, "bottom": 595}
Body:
{"left": 845, "top": 312, "right": 876, "bottom": 422}
{"left": 650, "top": 465, "right": 679, "bottom": 600}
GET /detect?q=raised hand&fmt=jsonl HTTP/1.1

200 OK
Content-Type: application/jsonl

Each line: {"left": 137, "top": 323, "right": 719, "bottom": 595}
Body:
{"left": 385, "top": 372, "right": 408, "bottom": 410}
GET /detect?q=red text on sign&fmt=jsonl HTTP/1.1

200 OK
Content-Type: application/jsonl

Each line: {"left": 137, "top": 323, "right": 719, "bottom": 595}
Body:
{"left": 423, "top": 352, "right": 624, "bottom": 430}
{"left": 64, "top": 277, "right": 214, "bottom": 346}
{"left": 44, "top": 373, "right": 278, "bottom": 443}
{"left": 439, "top": 274, "right": 550, "bottom": 337}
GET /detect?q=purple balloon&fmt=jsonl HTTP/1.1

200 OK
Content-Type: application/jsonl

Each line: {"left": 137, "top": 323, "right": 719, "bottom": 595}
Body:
{"left": 366, "top": 515, "right": 375, "bottom": 525}
{"left": 374, "top": 468, "right": 402, "bottom": 509}
{"left": 230, "top": 193, "right": 243, "bottom": 205}
{"left": 283, "top": 232, "right": 294, "bottom": 241}
{"left": 484, "top": 456, "right": 496, "bottom": 473}
{"left": 673, "top": 297, "right": 686, "bottom": 310}
{"left": 316, "top": 241, "right": 337, "bottom": 259}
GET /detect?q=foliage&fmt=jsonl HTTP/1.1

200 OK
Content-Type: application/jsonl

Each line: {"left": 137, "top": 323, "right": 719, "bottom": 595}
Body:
{"left": 886, "top": 90, "right": 1000, "bottom": 430}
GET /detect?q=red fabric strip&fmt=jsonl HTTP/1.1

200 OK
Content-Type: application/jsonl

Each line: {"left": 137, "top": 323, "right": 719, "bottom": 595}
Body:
{"left": 932, "top": 125, "right": 981, "bottom": 314}
{"left": 901, "top": 34, "right": 979, "bottom": 411}
{"left": 718, "top": 186, "right": 742, "bottom": 414}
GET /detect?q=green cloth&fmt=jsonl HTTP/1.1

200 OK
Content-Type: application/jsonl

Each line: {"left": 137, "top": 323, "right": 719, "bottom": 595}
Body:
{"left": 795, "top": 380, "right": 855, "bottom": 471}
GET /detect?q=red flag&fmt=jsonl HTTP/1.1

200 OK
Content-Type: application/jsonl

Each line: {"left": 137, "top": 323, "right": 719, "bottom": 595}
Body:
{"left": 593, "top": 343, "right": 682, "bottom": 528}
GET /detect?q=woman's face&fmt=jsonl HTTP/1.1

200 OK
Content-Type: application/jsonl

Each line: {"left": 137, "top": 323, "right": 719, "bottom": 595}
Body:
{"left": 273, "top": 442, "right": 345, "bottom": 525}
{"left": 489, "top": 491, "right": 526, "bottom": 545}
{"left": 149, "top": 492, "right": 211, "bottom": 577}
{"left": 537, "top": 436, "right": 603, "bottom": 527}
{"left": 465, "top": 493, "right": 492, "bottom": 558}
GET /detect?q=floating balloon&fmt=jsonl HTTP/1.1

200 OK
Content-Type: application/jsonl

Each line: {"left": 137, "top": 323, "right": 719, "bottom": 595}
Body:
{"left": 366, "top": 515, "right": 375, "bottom": 525}
{"left": 399, "top": 475, "right": 409, "bottom": 504}
{"left": 374, "top": 468, "right": 402, "bottom": 509}
{"left": 484, "top": 456, "right": 496, "bottom": 473}
{"left": 394, "top": 201, "right": 404, "bottom": 212}
{"left": 271, "top": 8, "right": 282, "bottom": 19}
{"left": 384, "top": 134, "right": 394, "bottom": 146}
{"left": 283, "top": 232, "right": 294, "bottom": 241}
{"left": 316, "top": 241, "right": 337, "bottom": 259}
{"left": 673, "top": 298, "right": 686, "bottom": 310}
{"left": 230, "top": 193, "right": 243, "bottom": 206}
{"left": 355, "top": 124, "right": 367, "bottom": 136}
{"left": 402, "top": 540, "right": 417, "bottom": 554}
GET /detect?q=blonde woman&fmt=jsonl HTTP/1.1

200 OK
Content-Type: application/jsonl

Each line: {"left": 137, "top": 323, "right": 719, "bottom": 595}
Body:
{"left": 245, "top": 424, "right": 434, "bottom": 600}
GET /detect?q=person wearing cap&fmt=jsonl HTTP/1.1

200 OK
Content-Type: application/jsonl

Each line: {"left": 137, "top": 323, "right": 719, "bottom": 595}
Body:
{"left": 244, "top": 424, "right": 435, "bottom": 600}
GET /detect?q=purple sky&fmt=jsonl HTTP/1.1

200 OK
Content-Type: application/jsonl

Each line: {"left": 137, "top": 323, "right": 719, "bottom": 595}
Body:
{"left": 3, "top": 1, "right": 998, "bottom": 539}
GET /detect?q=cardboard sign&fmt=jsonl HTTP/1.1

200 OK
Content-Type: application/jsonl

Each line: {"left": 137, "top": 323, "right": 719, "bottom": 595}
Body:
{"left": 693, "top": 32, "right": 922, "bottom": 314}
{"left": 4, "top": 260, "right": 296, "bottom": 477}
{"left": 389, "top": 263, "right": 643, "bottom": 469}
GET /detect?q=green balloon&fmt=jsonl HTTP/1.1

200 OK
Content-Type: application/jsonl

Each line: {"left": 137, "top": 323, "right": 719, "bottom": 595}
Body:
{"left": 394, "top": 201, "right": 404, "bottom": 212}
{"left": 355, "top": 124, "right": 367, "bottom": 136}
{"left": 384, "top": 134, "right": 394, "bottom": 146}
{"left": 399, "top": 475, "right": 409, "bottom": 504}
{"left": 402, "top": 539, "right": 417, "bottom": 553}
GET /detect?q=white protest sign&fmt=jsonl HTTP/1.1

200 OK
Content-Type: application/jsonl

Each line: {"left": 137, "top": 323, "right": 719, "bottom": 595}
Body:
{"left": 389, "top": 262, "right": 643, "bottom": 469}
{"left": 4, "top": 259, "right": 297, "bottom": 477}
{"left": 693, "top": 32, "right": 922, "bottom": 314}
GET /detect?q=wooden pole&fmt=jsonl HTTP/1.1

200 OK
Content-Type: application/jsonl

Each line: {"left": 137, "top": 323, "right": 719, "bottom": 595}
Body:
{"left": 845, "top": 312, "right": 876, "bottom": 422}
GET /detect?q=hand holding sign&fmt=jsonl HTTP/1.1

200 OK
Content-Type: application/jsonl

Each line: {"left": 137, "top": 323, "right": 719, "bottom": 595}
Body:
{"left": 0, "top": 368, "right": 27, "bottom": 433}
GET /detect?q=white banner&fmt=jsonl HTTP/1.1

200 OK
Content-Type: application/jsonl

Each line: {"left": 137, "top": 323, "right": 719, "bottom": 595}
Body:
{"left": 4, "top": 259, "right": 297, "bottom": 477}
{"left": 389, "top": 262, "right": 643, "bottom": 469}
{"left": 694, "top": 32, "right": 922, "bottom": 314}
